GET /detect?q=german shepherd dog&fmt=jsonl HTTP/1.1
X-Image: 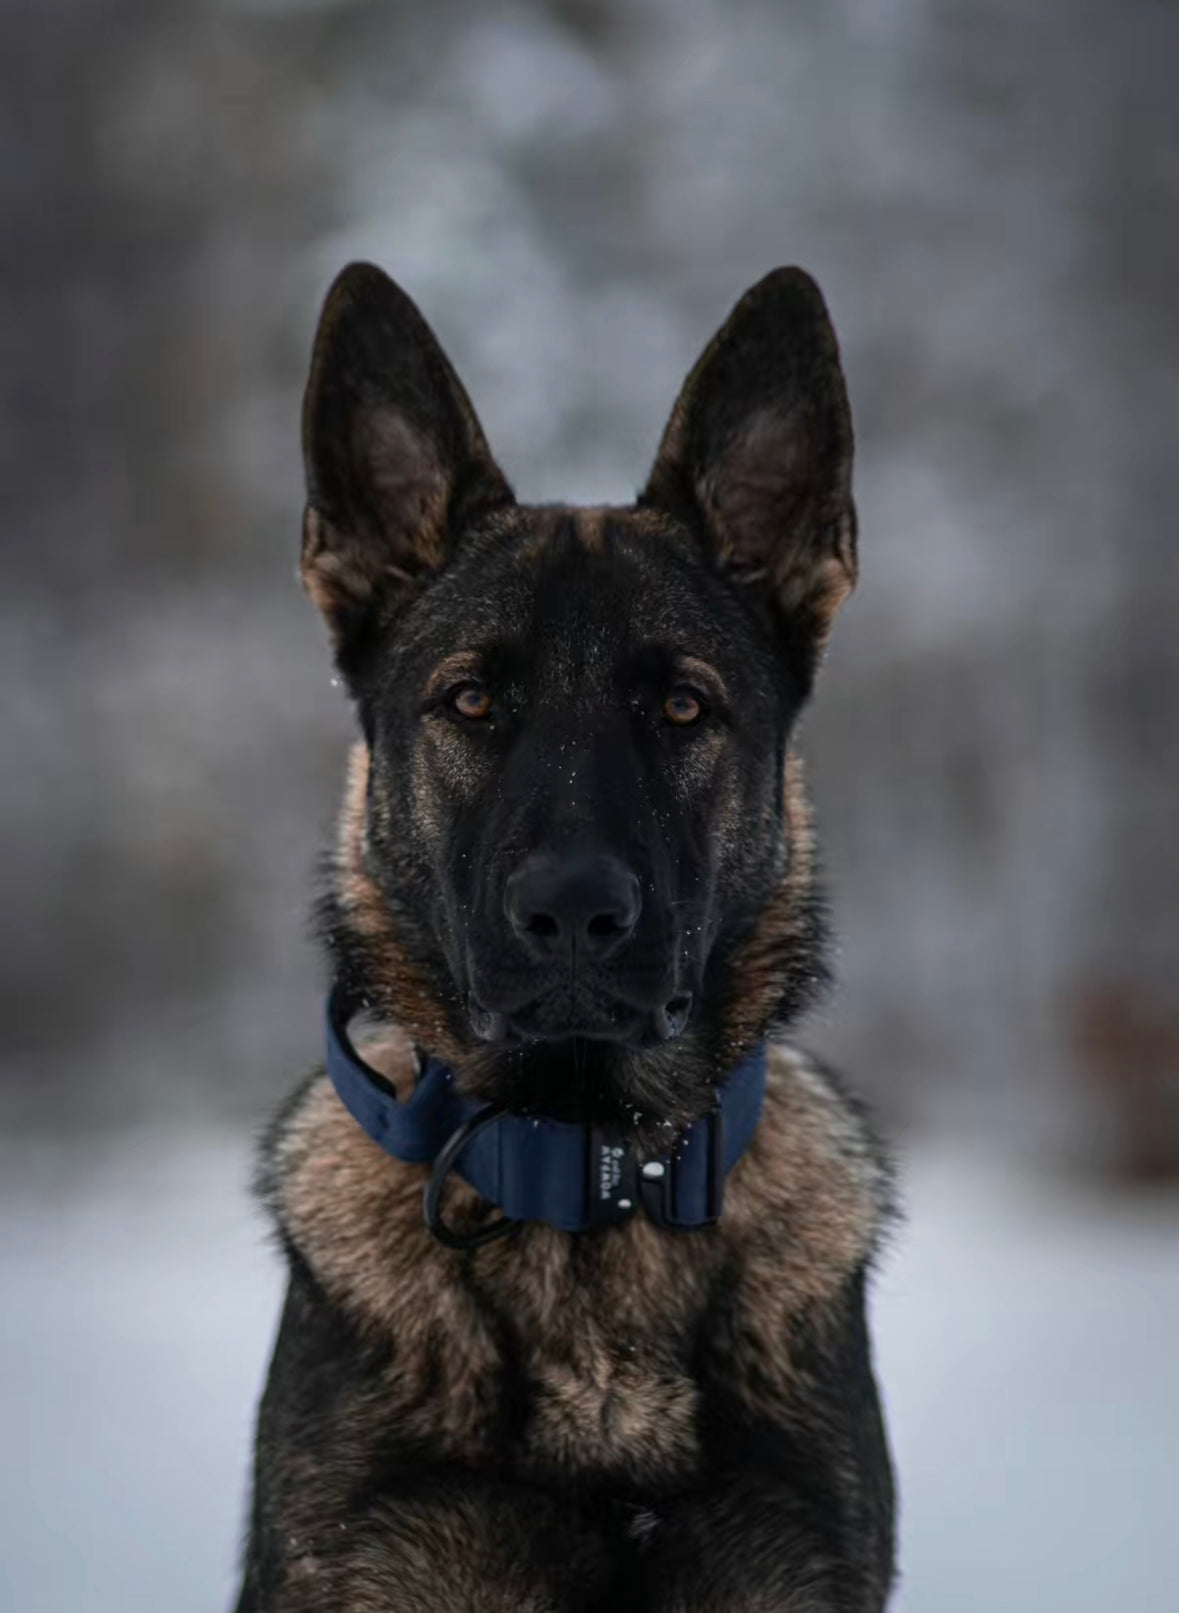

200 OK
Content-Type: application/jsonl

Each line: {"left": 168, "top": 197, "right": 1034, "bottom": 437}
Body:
{"left": 235, "top": 265, "right": 895, "bottom": 1611}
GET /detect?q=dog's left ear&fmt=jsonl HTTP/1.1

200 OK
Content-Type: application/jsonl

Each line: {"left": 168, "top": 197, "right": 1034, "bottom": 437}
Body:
{"left": 641, "top": 268, "right": 856, "bottom": 679}
{"left": 301, "top": 263, "right": 514, "bottom": 675}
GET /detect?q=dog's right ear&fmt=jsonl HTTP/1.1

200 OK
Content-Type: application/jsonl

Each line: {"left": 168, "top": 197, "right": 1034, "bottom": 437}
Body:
{"left": 301, "top": 264, "right": 514, "bottom": 675}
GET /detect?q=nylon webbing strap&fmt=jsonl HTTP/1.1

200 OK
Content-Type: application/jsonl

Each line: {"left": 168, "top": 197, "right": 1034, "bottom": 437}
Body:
{"left": 324, "top": 990, "right": 767, "bottom": 1236}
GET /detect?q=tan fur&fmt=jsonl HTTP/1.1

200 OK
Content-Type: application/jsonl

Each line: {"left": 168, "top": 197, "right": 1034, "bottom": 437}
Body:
{"left": 423, "top": 650, "right": 486, "bottom": 700}
{"left": 701, "top": 409, "right": 857, "bottom": 644}
{"left": 333, "top": 744, "right": 466, "bottom": 1062}
{"left": 726, "top": 751, "right": 818, "bottom": 1054}
{"left": 273, "top": 1025, "right": 885, "bottom": 1477}
{"left": 512, "top": 506, "right": 568, "bottom": 562}
{"left": 300, "top": 419, "right": 452, "bottom": 652}
{"left": 300, "top": 508, "right": 415, "bottom": 654}
{"left": 573, "top": 507, "right": 608, "bottom": 554}
{"left": 676, "top": 653, "right": 730, "bottom": 705}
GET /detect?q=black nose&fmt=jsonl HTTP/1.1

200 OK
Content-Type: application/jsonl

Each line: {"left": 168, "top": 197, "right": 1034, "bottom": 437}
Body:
{"left": 505, "top": 853, "right": 642, "bottom": 959}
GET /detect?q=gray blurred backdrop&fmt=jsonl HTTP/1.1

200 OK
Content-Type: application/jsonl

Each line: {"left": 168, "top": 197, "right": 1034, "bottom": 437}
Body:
{"left": 2, "top": 2, "right": 1178, "bottom": 1611}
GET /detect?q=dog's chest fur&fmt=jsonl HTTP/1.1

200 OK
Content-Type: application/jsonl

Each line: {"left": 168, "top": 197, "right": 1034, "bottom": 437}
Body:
{"left": 264, "top": 1039, "right": 887, "bottom": 1487}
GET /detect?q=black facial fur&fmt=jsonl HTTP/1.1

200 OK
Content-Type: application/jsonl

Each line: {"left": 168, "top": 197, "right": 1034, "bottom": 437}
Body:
{"left": 303, "top": 265, "right": 856, "bottom": 1129}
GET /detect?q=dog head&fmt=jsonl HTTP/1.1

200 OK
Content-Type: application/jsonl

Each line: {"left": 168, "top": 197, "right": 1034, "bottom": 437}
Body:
{"left": 303, "top": 265, "right": 855, "bottom": 1126}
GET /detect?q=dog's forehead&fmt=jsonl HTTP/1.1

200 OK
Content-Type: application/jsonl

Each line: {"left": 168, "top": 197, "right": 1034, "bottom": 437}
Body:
{"left": 523, "top": 509, "right": 707, "bottom": 663}
{"left": 413, "top": 505, "right": 742, "bottom": 678}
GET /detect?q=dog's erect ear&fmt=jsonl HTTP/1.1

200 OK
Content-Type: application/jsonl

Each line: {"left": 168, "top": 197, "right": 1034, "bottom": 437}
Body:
{"left": 641, "top": 268, "right": 856, "bottom": 675}
{"left": 301, "top": 264, "right": 514, "bottom": 670}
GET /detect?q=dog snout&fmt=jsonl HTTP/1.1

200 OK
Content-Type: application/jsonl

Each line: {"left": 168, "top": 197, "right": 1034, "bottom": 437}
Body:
{"left": 505, "top": 853, "right": 642, "bottom": 960}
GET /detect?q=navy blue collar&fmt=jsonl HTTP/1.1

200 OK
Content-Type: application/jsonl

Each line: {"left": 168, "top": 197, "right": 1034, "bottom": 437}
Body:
{"left": 324, "top": 989, "right": 767, "bottom": 1247}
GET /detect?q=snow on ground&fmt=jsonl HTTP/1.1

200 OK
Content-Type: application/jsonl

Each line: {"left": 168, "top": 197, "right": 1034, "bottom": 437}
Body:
{"left": 1, "top": 1128, "right": 1176, "bottom": 1612}
{"left": 871, "top": 1146, "right": 1179, "bottom": 1611}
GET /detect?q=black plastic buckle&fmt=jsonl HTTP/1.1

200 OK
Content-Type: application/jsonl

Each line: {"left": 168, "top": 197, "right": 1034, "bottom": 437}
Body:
{"left": 637, "top": 1097, "right": 725, "bottom": 1231}
{"left": 423, "top": 1106, "right": 518, "bottom": 1251}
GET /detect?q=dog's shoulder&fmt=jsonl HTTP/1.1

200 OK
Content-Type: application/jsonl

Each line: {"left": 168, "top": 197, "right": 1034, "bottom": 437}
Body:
{"left": 707, "top": 1042, "right": 894, "bottom": 1410}
{"left": 734, "top": 1040, "right": 894, "bottom": 1272}
{"left": 256, "top": 1028, "right": 455, "bottom": 1334}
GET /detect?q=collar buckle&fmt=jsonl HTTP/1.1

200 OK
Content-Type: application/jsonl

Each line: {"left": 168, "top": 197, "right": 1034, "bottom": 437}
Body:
{"left": 637, "top": 1095, "right": 726, "bottom": 1231}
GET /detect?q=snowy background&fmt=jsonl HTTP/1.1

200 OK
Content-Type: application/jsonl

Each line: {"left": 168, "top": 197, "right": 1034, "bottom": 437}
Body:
{"left": 2, "top": 0, "right": 1177, "bottom": 1608}
{"left": 4, "top": 1130, "right": 1177, "bottom": 1612}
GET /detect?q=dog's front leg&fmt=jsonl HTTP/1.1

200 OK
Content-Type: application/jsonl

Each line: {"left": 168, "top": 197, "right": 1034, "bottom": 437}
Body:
{"left": 238, "top": 1479, "right": 621, "bottom": 1613}
{"left": 234, "top": 1273, "right": 624, "bottom": 1612}
{"left": 635, "top": 1475, "right": 889, "bottom": 1613}
{"left": 636, "top": 1270, "right": 895, "bottom": 1613}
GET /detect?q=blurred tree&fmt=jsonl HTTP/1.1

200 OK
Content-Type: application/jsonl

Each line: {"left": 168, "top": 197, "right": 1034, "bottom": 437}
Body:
{"left": 2, "top": 0, "right": 1176, "bottom": 1177}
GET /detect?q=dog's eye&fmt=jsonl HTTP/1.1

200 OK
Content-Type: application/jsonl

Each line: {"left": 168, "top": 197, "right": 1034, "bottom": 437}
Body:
{"left": 449, "top": 683, "right": 492, "bottom": 721}
{"left": 663, "top": 688, "right": 704, "bottom": 726}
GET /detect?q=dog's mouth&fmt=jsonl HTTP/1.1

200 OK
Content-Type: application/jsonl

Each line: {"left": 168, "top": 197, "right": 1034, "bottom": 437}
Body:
{"left": 467, "top": 989, "right": 693, "bottom": 1048}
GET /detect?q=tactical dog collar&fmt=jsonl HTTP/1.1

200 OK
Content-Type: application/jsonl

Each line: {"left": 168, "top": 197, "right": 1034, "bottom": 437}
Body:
{"left": 325, "top": 989, "right": 767, "bottom": 1249}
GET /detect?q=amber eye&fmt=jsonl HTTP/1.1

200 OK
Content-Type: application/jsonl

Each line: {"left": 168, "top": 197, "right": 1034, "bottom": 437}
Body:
{"left": 450, "top": 683, "right": 492, "bottom": 721}
{"left": 663, "top": 688, "right": 703, "bottom": 726}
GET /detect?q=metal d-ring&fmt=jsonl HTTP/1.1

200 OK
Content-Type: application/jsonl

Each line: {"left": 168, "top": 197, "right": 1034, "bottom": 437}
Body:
{"left": 423, "top": 1105, "right": 517, "bottom": 1251}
